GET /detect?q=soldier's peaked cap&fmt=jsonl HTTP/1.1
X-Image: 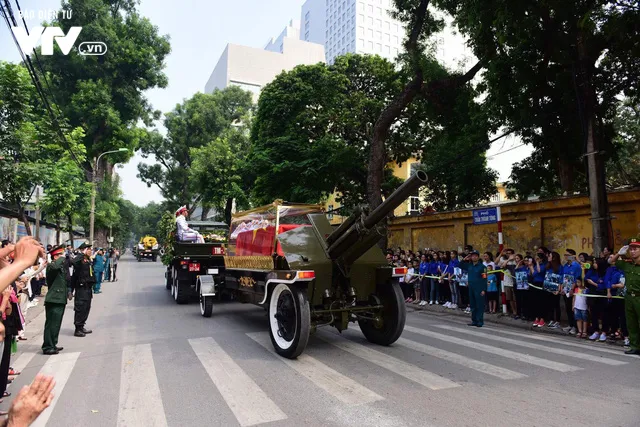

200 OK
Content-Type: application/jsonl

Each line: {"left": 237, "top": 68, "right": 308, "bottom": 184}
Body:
{"left": 49, "top": 245, "right": 65, "bottom": 256}
{"left": 77, "top": 242, "right": 92, "bottom": 250}
{"left": 629, "top": 238, "right": 640, "bottom": 247}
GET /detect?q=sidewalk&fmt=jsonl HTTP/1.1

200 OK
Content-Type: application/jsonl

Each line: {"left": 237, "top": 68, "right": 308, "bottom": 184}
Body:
{"left": 406, "top": 302, "right": 626, "bottom": 346}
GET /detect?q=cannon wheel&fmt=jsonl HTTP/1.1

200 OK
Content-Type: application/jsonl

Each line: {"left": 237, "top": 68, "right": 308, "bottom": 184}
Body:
{"left": 268, "top": 283, "right": 310, "bottom": 359}
{"left": 359, "top": 281, "right": 406, "bottom": 346}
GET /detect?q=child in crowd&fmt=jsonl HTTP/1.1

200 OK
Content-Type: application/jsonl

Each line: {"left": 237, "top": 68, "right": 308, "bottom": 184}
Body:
{"left": 572, "top": 278, "right": 589, "bottom": 338}
{"left": 486, "top": 265, "right": 499, "bottom": 313}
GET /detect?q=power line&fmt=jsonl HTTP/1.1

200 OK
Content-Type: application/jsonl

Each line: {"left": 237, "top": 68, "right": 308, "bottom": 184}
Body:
{"left": 0, "top": 1, "right": 88, "bottom": 173}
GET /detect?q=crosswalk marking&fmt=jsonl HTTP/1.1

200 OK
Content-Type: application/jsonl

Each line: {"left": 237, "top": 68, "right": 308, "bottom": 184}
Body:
{"left": 403, "top": 325, "right": 581, "bottom": 372}
{"left": 432, "top": 324, "right": 627, "bottom": 366}
{"left": 247, "top": 332, "right": 383, "bottom": 405}
{"left": 31, "top": 352, "right": 80, "bottom": 427}
{"left": 348, "top": 325, "right": 526, "bottom": 380}
{"left": 11, "top": 351, "right": 36, "bottom": 374}
{"left": 189, "top": 337, "right": 287, "bottom": 427}
{"left": 317, "top": 331, "right": 459, "bottom": 390}
{"left": 118, "top": 344, "right": 168, "bottom": 427}
{"left": 479, "top": 325, "right": 634, "bottom": 357}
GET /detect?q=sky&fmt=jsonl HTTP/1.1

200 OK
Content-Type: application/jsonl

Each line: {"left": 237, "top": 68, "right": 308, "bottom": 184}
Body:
{"left": 0, "top": 0, "right": 531, "bottom": 206}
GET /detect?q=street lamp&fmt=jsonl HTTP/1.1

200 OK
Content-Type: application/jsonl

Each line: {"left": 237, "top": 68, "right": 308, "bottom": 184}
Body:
{"left": 89, "top": 148, "right": 129, "bottom": 246}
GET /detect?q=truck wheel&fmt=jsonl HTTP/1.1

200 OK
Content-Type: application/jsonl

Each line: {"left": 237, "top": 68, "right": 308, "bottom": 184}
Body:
{"left": 268, "top": 283, "right": 310, "bottom": 359}
{"left": 358, "top": 281, "right": 406, "bottom": 346}
{"left": 174, "top": 279, "right": 189, "bottom": 304}
{"left": 200, "top": 295, "right": 213, "bottom": 317}
{"left": 165, "top": 268, "right": 172, "bottom": 290}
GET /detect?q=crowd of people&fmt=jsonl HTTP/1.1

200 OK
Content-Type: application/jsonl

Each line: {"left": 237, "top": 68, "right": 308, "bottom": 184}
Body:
{"left": 387, "top": 238, "right": 640, "bottom": 355}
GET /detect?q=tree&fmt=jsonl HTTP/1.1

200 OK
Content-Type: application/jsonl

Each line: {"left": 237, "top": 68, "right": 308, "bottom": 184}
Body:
{"left": 250, "top": 53, "right": 494, "bottom": 211}
{"left": 433, "top": 0, "right": 640, "bottom": 254}
{"left": 137, "top": 87, "right": 253, "bottom": 216}
{"left": 190, "top": 129, "right": 250, "bottom": 225}
{"left": 607, "top": 98, "right": 640, "bottom": 188}
{"left": 40, "top": 0, "right": 171, "bottom": 175}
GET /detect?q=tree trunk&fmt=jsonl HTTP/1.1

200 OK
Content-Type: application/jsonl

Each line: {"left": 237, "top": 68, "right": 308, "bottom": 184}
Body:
{"left": 224, "top": 198, "right": 233, "bottom": 226}
{"left": 17, "top": 203, "right": 32, "bottom": 236}
{"left": 56, "top": 221, "right": 61, "bottom": 245}
{"left": 576, "top": 32, "right": 609, "bottom": 256}
{"left": 556, "top": 158, "right": 575, "bottom": 195}
{"left": 200, "top": 205, "right": 210, "bottom": 221}
{"left": 68, "top": 213, "right": 74, "bottom": 246}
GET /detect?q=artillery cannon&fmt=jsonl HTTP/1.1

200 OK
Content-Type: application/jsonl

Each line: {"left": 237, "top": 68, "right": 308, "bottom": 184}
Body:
{"left": 215, "top": 171, "right": 428, "bottom": 358}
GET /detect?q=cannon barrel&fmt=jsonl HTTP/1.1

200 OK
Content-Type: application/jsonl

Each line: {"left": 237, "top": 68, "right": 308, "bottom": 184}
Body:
{"left": 326, "top": 170, "right": 428, "bottom": 261}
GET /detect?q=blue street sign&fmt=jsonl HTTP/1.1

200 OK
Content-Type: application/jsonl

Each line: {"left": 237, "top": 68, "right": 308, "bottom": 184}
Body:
{"left": 473, "top": 207, "right": 498, "bottom": 225}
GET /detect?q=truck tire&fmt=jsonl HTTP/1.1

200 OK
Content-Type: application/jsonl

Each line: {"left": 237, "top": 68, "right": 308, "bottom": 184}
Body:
{"left": 200, "top": 295, "right": 213, "bottom": 317}
{"left": 165, "top": 268, "right": 172, "bottom": 290}
{"left": 174, "top": 278, "right": 189, "bottom": 304}
{"left": 358, "top": 281, "right": 406, "bottom": 346}
{"left": 268, "top": 283, "right": 310, "bottom": 359}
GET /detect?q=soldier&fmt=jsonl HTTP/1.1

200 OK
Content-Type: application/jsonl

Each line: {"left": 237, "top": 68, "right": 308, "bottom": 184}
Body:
{"left": 610, "top": 238, "right": 640, "bottom": 356}
{"left": 69, "top": 242, "right": 94, "bottom": 337}
{"left": 41, "top": 245, "right": 68, "bottom": 355}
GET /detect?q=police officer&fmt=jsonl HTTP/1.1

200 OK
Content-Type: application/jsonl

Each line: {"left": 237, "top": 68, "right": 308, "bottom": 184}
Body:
{"left": 69, "top": 242, "right": 94, "bottom": 337}
{"left": 41, "top": 245, "right": 68, "bottom": 355}
{"left": 460, "top": 250, "right": 488, "bottom": 327}
{"left": 610, "top": 238, "right": 640, "bottom": 355}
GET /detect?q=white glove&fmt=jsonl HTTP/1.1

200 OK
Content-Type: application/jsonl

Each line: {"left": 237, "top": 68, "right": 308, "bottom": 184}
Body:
{"left": 618, "top": 245, "right": 629, "bottom": 256}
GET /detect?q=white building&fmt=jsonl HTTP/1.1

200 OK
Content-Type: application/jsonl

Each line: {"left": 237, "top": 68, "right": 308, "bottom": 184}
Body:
{"left": 301, "top": 0, "right": 405, "bottom": 64}
{"left": 205, "top": 21, "right": 325, "bottom": 100}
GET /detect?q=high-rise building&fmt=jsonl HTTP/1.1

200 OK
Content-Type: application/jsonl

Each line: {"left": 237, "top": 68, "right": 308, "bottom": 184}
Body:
{"left": 301, "top": 0, "right": 404, "bottom": 64}
{"left": 205, "top": 20, "right": 325, "bottom": 101}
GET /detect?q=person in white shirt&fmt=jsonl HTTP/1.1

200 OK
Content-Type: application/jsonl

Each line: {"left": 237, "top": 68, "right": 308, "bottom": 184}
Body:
{"left": 175, "top": 206, "right": 204, "bottom": 243}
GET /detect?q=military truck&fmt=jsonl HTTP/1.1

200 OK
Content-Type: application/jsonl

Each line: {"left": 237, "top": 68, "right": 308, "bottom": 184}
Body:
{"left": 136, "top": 236, "right": 160, "bottom": 262}
{"left": 165, "top": 221, "right": 228, "bottom": 316}
{"left": 195, "top": 171, "right": 427, "bottom": 358}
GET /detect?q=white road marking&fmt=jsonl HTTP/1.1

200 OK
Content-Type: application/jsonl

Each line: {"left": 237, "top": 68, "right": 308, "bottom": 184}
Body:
{"left": 479, "top": 325, "right": 635, "bottom": 357}
{"left": 11, "top": 351, "right": 36, "bottom": 373}
{"left": 31, "top": 352, "right": 81, "bottom": 427}
{"left": 189, "top": 337, "right": 287, "bottom": 427}
{"left": 432, "top": 324, "right": 627, "bottom": 366}
{"left": 403, "top": 325, "right": 581, "bottom": 372}
{"left": 247, "top": 332, "right": 383, "bottom": 405}
{"left": 317, "top": 331, "right": 459, "bottom": 390}
{"left": 117, "top": 344, "right": 168, "bottom": 427}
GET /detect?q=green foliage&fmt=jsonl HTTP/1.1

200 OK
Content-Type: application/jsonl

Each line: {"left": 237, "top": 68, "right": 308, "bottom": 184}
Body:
{"left": 249, "top": 54, "right": 495, "bottom": 211}
{"left": 157, "top": 211, "right": 176, "bottom": 265}
{"left": 137, "top": 87, "right": 253, "bottom": 212}
{"left": 607, "top": 99, "right": 640, "bottom": 188}
{"left": 40, "top": 0, "right": 171, "bottom": 166}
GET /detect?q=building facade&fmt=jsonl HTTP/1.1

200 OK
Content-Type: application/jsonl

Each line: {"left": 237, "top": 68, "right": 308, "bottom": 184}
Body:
{"left": 205, "top": 22, "right": 325, "bottom": 100}
{"left": 302, "top": 0, "right": 404, "bottom": 64}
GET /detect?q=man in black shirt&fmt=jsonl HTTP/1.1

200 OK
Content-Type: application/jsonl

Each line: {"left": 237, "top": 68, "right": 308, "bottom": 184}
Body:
{"left": 69, "top": 242, "right": 95, "bottom": 337}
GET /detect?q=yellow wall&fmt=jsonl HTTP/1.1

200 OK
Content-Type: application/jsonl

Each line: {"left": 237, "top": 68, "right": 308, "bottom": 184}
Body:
{"left": 388, "top": 189, "right": 640, "bottom": 255}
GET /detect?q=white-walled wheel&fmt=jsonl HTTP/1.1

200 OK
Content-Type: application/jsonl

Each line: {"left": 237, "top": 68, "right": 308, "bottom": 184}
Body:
{"left": 268, "top": 283, "right": 310, "bottom": 359}
{"left": 200, "top": 295, "right": 213, "bottom": 317}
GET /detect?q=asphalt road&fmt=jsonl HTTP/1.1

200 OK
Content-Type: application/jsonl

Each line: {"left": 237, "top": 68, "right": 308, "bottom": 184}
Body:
{"left": 6, "top": 255, "right": 640, "bottom": 427}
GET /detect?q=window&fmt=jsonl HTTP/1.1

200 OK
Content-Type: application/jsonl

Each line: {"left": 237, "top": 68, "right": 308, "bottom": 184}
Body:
{"left": 393, "top": 35, "right": 398, "bottom": 44}
{"left": 368, "top": 28, "right": 373, "bottom": 38}
{"left": 385, "top": 21, "right": 390, "bottom": 30}
{"left": 377, "top": 7, "right": 382, "bottom": 15}
{"left": 358, "top": 1, "right": 364, "bottom": 11}
{"left": 305, "top": 21, "right": 310, "bottom": 30}
{"left": 358, "top": 26, "right": 364, "bottom": 35}
{"left": 305, "top": 11, "right": 310, "bottom": 20}
{"left": 304, "top": 31, "right": 309, "bottom": 40}
{"left": 392, "top": 47, "right": 398, "bottom": 55}
{"left": 376, "top": 18, "right": 381, "bottom": 28}
{"left": 280, "top": 43, "right": 284, "bottom": 52}
{"left": 368, "top": 41, "right": 373, "bottom": 50}
{"left": 368, "top": 16, "right": 373, "bottom": 25}
{"left": 385, "top": 45, "right": 390, "bottom": 54}
{"left": 376, "top": 30, "right": 381, "bottom": 40}
{"left": 376, "top": 43, "right": 381, "bottom": 52}
{"left": 368, "top": 4, "right": 373, "bottom": 13}
{"left": 358, "top": 13, "right": 364, "bottom": 22}
{"left": 410, "top": 197, "right": 420, "bottom": 212}
{"left": 385, "top": 33, "right": 390, "bottom": 42}
{"left": 358, "top": 38, "right": 364, "bottom": 48}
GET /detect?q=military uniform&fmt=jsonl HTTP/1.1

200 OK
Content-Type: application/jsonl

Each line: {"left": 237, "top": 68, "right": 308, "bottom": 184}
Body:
{"left": 616, "top": 238, "right": 640, "bottom": 355}
{"left": 459, "top": 252, "right": 488, "bottom": 327}
{"left": 42, "top": 246, "right": 68, "bottom": 355}
{"left": 70, "top": 243, "right": 95, "bottom": 337}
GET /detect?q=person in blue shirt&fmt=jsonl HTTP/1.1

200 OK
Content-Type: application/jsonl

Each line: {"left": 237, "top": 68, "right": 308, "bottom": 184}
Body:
{"left": 561, "top": 249, "right": 583, "bottom": 334}
{"left": 585, "top": 259, "right": 610, "bottom": 341}
{"left": 459, "top": 250, "right": 488, "bottom": 327}
{"left": 447, "top": 251, "right": 461, "bottom": 309}
{"left": 418, "top": 254, "right": 430, "bottom": 306}
{"left": 486, "top": 265, "right": 499, "bottom": 313}
{"left": 514, "top": 255, "right": 531, "bottom": 319}
{"left": 605, "top": 256, "right": 627, "bottom": 343}
{"left": 429, "top": 253, "right": 441, "bottom": 305}
{"left": 530, "top": 253, "right": 547, "bottom": 327}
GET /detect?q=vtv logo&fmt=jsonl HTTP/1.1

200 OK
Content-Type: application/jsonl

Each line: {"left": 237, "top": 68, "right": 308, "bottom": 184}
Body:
{"left": 11, "top": 26, "right": 106, "bottom": 56}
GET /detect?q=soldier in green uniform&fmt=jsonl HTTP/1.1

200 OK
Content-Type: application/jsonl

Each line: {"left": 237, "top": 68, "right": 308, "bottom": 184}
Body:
{"left": 41, "top": 245, "right": 68, "bottom": 355}
{"left": 70, "top": 242, "right": 94, "bottom": 337}
{"left": 459, "top": 250, "right": 488, "bottom": 327}
{"left": 611, "top": 238, "right": 640, "bottom": 355}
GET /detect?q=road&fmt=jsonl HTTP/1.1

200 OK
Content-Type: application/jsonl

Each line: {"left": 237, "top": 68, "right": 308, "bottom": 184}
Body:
{"left": 6, "top": 256, "right": 639, "bottom": 427}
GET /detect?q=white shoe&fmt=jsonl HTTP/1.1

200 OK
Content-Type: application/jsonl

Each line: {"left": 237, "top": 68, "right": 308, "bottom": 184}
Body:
{"left": 429, "top": 301, "right": 433, "bottom": 305}
{"left": 443, "top": 302, "right": 450, "bottom": 308}
{"left": 435, "top": 301, "right": 440, "bottom": 305}
{"left": 450, "top": 304, "right": 457, "bottom": 309}
{"left": 419, "top": 301, "right": 426, "bottom": 306}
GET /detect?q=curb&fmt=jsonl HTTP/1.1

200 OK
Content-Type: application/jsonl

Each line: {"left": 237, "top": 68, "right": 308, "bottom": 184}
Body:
{"left": 405, "top": 302, "right": 626, "bottom": 346}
